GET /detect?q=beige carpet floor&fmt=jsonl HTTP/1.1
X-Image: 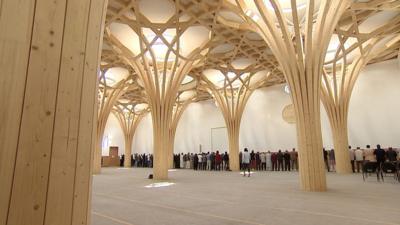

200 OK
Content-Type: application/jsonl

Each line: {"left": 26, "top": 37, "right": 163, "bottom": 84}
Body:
{"left": 91, "top": 168, "right": 400, "bottom": 225}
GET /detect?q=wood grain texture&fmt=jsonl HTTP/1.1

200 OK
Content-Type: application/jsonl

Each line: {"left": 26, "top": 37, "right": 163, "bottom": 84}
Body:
{"left": 0, "top": 0, "right": 107, "bottom": 224}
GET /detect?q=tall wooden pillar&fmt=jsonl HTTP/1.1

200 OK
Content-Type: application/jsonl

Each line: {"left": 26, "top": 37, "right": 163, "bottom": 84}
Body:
{"left": 202, "top": 66, "right": 269, "bottom": 171}
{"left": 237, "top": 0, "right": 350, "bottom": 191}
{"left": 0, "top": 0, "right": 107, "bottom": 224}
{"left": 113, "top": 104, "right": 147, "bottom": 168}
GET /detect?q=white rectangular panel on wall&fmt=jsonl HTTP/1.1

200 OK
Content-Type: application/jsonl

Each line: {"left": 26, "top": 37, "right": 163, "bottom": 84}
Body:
{"left": 211, "top": 127, "right": 228, "bottom": 152}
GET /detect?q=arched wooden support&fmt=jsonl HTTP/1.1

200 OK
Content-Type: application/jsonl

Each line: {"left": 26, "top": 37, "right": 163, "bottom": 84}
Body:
{"left": 113, "top": 103, "right": 147, "bottom": 167}
{"left": 104, "top": 1, "right": 211, "bottom": 180}
{"left": 201, "top": 64, "right": 269, "bottom": 171}
{"left": 236, "top": 0, "right": 351, "bottom": 191}
{"left": 167, "top": 97, "right": 194, "bottom": 169}
{"left": 94, "top": 71, "right": 132, "bottom": 174}
{"left": 0, "top": 0, "right": 107, "bottom": 224}
{"left": 321, "top": 14, "right": 400, "bottom": 173}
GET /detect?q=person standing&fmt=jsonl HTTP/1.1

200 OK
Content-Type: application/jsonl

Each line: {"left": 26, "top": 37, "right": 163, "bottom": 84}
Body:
{"left": 354, "top": 147, "right": 364, "bottom": 173}
{"left": 180, "top": 153, "right": 184, "bottom": 169}
{"left": 193, "top": 154, "right": 198, "bottom": 170}
{"left": 386, "top": 147, "right": 398, "bottom": 162}
{"left": 206, "top": 152, "right": 211, "bottom": 170}
{"left": 277, "top": 150, "right": 284, "bottom": 171}
{"left": 242, "top": 148, "right": 251, "bottom": 177}
{"left": 239, "top": 152, "right": 243, "bottom": 170}
{"left": 261, "top": 152, "right": 266, "bottom": 171}
{"left": 329, "top": 149, "right": 336, "bottom": 172}
{"left": 198, "top": 153, "right": 202, "bottom": 170}
{"left": 349, "top": 146, "right": 355, "bottom": 173}
{"left": 120, "top": 154, "right": 125, "bottom": 167}
{"left": 364, "top": 145, "right": 375, "bottom": 162}
{"left": 250, "top": 150, "right": 256, "bottom": 170}
{"left": 283, "top": 150, "right": 291, "bottom": 171}
{"left": 289, "top": 148, "right": 298, "bottom": 171}
{"left": 266, "top": 151, "right": 272, "bottom": 171}
{"left": 223, "top": 152, "right": 229, "bottom": 170}
{"left": 374, "top": 144, "right": 386, "bottom": 169}
{"left": 256, "top": 152, "right": 261, "bottom": 170}
{"left": 215, "top": 151, "right": 222, "bottom": 171}
{"left": 323, "top": 148, "right": 329, "bottom": 172}
{"left": 271, "top": 152, "right": 277, "bottom": 171}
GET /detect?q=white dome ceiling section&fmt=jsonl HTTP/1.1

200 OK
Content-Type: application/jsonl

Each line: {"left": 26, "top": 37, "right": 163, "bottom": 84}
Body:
{"left": 358, "top": 11, "right": 399, "bottom": 34}
{"left": 203, "top": 69, "right": 227, "bottom": 89}
{"left": 248, "top": 70, "right": 270, "bottom": 87}
{"left": 109, "top": 22, "right": 141, "bottom": 56}
{"left": 243, "top": 0, "right": 321, "bottom": 26}
{"left": 177, "top": 90, "right": 196, "bottom": 102}
{"left": 138, "top": 0, "right": 176, "bottom": 24}
{"left": 180, "top": 25, "right": 211, "bottom": 59}
{"left": 103, "top": 67, "right": 129, "bottom": 87}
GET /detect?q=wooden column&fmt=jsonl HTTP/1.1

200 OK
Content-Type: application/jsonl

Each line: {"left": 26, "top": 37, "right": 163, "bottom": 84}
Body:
{"left": 321, "top": 31, "right": 400, "bottom": 173}
{"left": 113, "top": 104, "right": 147, "bottom": 168}
{"left": 167, "top": 98, "right": 193, "bottom": 168}
{"left": 203, "top": 67, "right": 268, "bottom": 171}
{"left": 94, "top": 74, "right": 130, "bottom": 174}
{"left": 104, "top": 5, "right": 210, "bottom": 179}
{"left": 237, "top": 0, "right": 351, "bottom": 191}
{"left": 0, "top": 0, "right": 108, "bottom": 224}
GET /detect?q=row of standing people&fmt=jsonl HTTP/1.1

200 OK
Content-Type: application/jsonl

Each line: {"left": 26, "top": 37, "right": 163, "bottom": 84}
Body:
{"left": 173, "top": 151, "right": 230, "bottom": 170}
{"left": 120, "top": 153, "right": 153, "bottom": 168}
{"left": 173, "top": 149, "right": 300, "bottom": 172}
{"left": 239, "top": 149, "right": 298, "bottom": 171}
{"left": 348, "top": 145, "right": 399, "bottom": 173}
{"left": 323, "top": 144, "right": 399, "bottom": 172}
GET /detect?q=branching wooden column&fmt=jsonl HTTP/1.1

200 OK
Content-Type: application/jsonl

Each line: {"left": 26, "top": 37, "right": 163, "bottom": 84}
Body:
{"left": 237, "top": 0, "right": 351, "bottom": 191}
{"left": 321, "top": 15, "right": 400, "bottom": 173}
{"left": 94, "top": 69, "right": 132, "bottom": 174}
{"left": 168, "top": 95, "right": 194, "bottom": 168}
{"left": 0, "top": 0, "right": 107, "bottom": 224}
{"left": 104, "top": 1, "right": 211, "bottom": 179}
{"left": 113, "top": 103, "right": 147, "bottom": 167}
{"left": 202, "top": 65, "right": 269, "bottom": 171}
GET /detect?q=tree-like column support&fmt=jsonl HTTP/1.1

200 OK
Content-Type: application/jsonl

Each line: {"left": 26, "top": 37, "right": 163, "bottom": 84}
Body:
{"left": 202, "top": 65, "right": 269, "bottom": 172}
{"left": 114, "top": 103, "right": 147, "bottom": 168}
{"left": 93, "top": 71, "right": 131, "bottom": 174}
{"left": 167, "top": 97, "right": 194, "bottom": 168}
{"left": 105, "top": 3, "right": 211, "bottom": 179}
{"left": 152, "top": 108, "right": 171, "bottom": 179}
{"left": 227, "top": 124, "right": 240, "bottom": 171}
{"left": 237, "top": 0, "right": 351, "bottom": 191}
{"left": 320, "top": 15, "right": 400, "bottom": 173}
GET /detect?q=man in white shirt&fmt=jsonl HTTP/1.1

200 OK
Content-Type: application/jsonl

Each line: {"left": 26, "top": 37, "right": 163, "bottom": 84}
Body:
{"left": 198, "top": 154, "right": 202, "bottom": 170}
{"left": 354, "top": 147, "right": 364, "bottom": 173}
{"left": 261, "top": 152, "right": 266, "bottom": 171}
{"left": 266, "top": 151, "right": 272, "bottom": 171}
{"left": 242, "top": 148, "right": 251, "bottom": 177}
{"left": 180, "top": 153, "right": 184, "bottom": 169}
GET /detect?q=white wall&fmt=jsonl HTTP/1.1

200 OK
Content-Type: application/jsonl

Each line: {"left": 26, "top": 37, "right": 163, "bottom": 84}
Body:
{"left": 102, "top": 113, "right": 125, "bottom": 156}
{"left": 102, "top": 59, "right": 400, "bottom": 155}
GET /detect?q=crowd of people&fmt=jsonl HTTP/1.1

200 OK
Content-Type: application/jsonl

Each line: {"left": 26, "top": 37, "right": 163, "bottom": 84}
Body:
{"left": 119, "top": 144, "right": 400, "bottom": 175}
{"left": 120, "top": 153, "right": 154, "bottom": 168}
{"left": 347, "top": 144, "right": 399, "bottom": 173}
